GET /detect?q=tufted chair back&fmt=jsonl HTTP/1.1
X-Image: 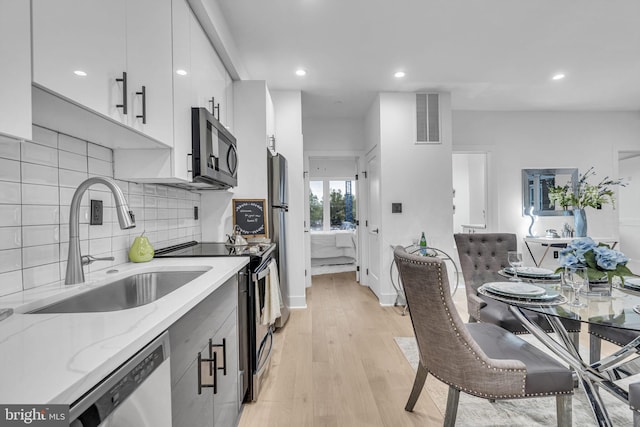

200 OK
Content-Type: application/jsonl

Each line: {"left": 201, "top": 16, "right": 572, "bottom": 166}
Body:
{"left": 393, "top": 246, "right": 527, "bottom": 397}
{"left": 454, "top": 233, "right": 516, "bottom": 319}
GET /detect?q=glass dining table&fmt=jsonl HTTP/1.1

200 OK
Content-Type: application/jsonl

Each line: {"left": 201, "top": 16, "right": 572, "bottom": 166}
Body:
{"left": 478, "top": 279, "right": 640, "bottom": 427}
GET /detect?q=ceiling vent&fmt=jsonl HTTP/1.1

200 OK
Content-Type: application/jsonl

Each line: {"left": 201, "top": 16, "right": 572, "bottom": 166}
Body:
{"left": 416, "top": 93, "right": 440, "bottom": 144}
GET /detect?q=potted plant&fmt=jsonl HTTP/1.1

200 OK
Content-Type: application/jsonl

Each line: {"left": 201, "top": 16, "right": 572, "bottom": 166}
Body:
{"left": 547, "top": 167, "right": 625, "bottom": 237}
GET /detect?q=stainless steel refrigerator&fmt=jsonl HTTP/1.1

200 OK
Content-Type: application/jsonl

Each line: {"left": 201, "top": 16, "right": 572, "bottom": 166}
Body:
{"left": 268, "top": 150, "right": 290, "bottom": 328}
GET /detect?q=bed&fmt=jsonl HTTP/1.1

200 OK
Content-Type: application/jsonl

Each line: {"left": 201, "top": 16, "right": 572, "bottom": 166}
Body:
{"left": 310, "top": 230, "right": 357, "bottom": 266}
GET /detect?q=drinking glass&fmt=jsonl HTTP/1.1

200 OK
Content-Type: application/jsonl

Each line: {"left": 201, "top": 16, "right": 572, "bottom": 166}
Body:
{"left": 507, "top": 251, "right": 523, "bottom": 281}
{"left": 568, "top": 267, "right": 588, "bottom": 307}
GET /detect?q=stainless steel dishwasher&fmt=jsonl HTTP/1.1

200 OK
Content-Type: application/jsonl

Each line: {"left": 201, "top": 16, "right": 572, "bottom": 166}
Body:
{"left": 69, "top": 332, "right": 172, "bottom": 427}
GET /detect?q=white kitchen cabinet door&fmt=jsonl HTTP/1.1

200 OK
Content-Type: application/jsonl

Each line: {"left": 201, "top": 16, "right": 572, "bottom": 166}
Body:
{"left": 126, "top": 0, "right": 174, "bottom": 146}
{"left": 190, "top": 16, "right": 226, "bottom": 120}
{"left": 0, "top": 0, "right": 31, "bottom": 140}
{"left": 171, "top": 0, "right": 196, "bottom": 182}
{"left": 32, "top": 0, "right": 127, "bottom": 123}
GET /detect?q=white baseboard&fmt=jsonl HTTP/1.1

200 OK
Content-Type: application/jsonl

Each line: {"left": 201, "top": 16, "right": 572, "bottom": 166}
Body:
{"left": 288, "top": 295, "right": 307, "bottom": 309}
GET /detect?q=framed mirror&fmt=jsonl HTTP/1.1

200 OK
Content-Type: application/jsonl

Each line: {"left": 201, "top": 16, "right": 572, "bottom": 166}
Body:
{"left": 522, "top": 168, "right": 578, "bottom": 216}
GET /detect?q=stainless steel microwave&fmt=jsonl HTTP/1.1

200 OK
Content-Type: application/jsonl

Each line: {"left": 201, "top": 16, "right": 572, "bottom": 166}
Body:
{"left": 191, "top": 107, "right": 238, "bottom": 189}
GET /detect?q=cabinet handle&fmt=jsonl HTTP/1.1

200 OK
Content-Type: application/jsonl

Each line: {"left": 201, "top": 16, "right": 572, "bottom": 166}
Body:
{"left": 211, "top": 338, "right": 227, "bottom": 376}
{"left": 136, "top": 86, "right": 146, "bottom": 124}
{"left": 214, "top": 103, "right": 220, "bottom": 121}
{"left": 115, "top": 72, "right": 127, "bottom": 114}
{"left": 197, "top": 348, "right": 215, "bottom": 395}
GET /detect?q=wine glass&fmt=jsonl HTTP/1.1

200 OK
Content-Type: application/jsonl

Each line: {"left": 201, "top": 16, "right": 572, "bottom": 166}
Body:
{"left": 507, "top": 251, "right": 523, "bottom": 281}
{"left": 568, "top": 267, "right": 588, "bottom": 307}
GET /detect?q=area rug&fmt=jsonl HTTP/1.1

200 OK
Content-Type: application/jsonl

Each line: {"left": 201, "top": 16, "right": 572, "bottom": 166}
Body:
{"left": 394, "top": 336, "right": 633, "bottom": 426}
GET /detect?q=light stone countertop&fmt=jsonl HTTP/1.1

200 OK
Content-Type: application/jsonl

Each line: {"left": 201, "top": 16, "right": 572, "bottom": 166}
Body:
{"left": 0, "top": 257, "right": 249, "bottom": 405}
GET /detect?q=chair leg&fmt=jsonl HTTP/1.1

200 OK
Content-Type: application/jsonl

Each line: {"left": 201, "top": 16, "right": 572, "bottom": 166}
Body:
{"left": 634, "top": 411, "right": 640, "bottom": 427}
{"left": 468, "top": 315, "right": 477, "bottom": 323}
{"left": 556, "top": 394, "right": 572, "bottom": 427}
{"left": 444, "top": 386, "right": 460, "bottom": 427}
{"left": 569, "top": 331, "right": 580, "bottom": 352}
{"left": 405, "top": 361, "right": 428, "bottom": 411}
{"left": 590, "top": 335, "right": 602, "bottom": 364}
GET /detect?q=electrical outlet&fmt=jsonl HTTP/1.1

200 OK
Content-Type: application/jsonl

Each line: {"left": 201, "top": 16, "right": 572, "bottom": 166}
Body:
{"left": 90, "top": 200, "right": 103, "bottom": 225}
{"left": 553, "top": 250, "right": 559, "bottom": 259}
{"left": 391, "top": 203, "right": 402, "bottom": 213}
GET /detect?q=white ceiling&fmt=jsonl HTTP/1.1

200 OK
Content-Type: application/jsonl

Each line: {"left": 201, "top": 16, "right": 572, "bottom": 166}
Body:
{"left": 215, "top": 0, "right": 640, "bottom": 120}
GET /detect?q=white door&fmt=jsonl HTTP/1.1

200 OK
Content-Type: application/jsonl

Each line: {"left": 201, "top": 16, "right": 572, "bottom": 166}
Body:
{"left": 452, "top": 152, "right": 488, "bottom": 234}
{"left": 366, "top": 152, "right": 381, "bottom": 298}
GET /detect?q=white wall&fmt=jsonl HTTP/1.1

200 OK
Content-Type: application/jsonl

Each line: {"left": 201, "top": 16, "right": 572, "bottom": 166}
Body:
{"left": 374, "top": 92, "right": 454, "bottom": 305}
{"left": 619, "top": 154, "right": 640, "bottom": 272}
{"left": 271, "top": 90, "right": 306, "bottom": 309}
{"left": 303, "top": 117, "right": 365, "bottom": 152}
{"left": 452, "top": 110, "right": 640, "bottom": 268}
{"left": 201, "top": 81, "right": 270, "bottom": 241}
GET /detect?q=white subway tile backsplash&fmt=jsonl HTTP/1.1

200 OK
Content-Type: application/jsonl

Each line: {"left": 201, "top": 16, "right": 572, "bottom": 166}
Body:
{"left": 88, "top": 158, "right": 113, "bottom": 177}
{"left": 23, "top": 262, "right": 60, "bottom": 289}
{"left": 22, "top": 141, "right": 58, "bottom": 167}
{"left": 21, "top": 162, "right": 58, "bottom": 186}
{"left": 22, "top": 205, "right": 59, "bottom": 226}
{"left": 59, "top": 169, "right": 88, "bottom": 188}
{"left": 0, "top": 158, "right": 21, "bottom": 182}
{"left": 22, "top": 244, "right": 59, "bottom": 269}
{"left": 0, "top": 227, "right": 21, "bottom": 250}
{"left": 22, "top": 225, "right": 59, "bottom": 247}
{"left": 0, "top": 249, "right": 21, "bottom": 273}
{"left": 0, "top": 271, "right": 22, "bottom": 296}
{"left": 31, "top": 126, "right": 58, "bottom": 148}
{"left": 88, "top": 223, "right": 112, "bottom": 240}
{"left": 60, "top": 224, "right": 88, "bottom": 243}
{"left": 0, "top": 205, "right": 20, "bottom": 227}
{"left": 89, "top": 237, "right": 111, "bottom": 255}
{"left": 0, "top": 138, "right": 21, "bottom": 161}
{"left": 129, "top": 182, "right": 144, "bottom": 195}
{"left": 58, "top": 134, "right": 87, "bottom": 155}
{"left": 22, "top": 183, "right": 59, "bottom": 205}
{"left": 0, "top": 181, "right": 22, "bottom": 204}
{"left": 88, "top": 143, "right": 112, "bottom": 161}
{"left": 89, "top": 157, "right": 113, "bottom": 178}
{"left": 1, "top": 135, "right": 200, "bottom": 295}
{"left": 59, "top": 150, "right": 88, "bottom": 172}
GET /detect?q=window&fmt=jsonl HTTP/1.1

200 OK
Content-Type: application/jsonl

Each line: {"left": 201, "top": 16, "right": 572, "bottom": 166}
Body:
{"left": 309, "top": 179, "right": 356, "bottom": 231}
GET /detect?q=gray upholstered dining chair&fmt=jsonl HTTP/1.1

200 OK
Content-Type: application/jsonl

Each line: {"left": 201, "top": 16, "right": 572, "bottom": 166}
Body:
{"left": 454, "top": 233, "right": 581, "bottom": 345}
{"left": 588, "top": 323, "right": 640, "bottom": 364}
{"left": 394, "top": 246, "right": 573, "bottom": 426}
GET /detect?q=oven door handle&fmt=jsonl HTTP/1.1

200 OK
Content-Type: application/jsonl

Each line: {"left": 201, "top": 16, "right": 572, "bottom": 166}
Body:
{"left": 252, "top": 267, "right": 270, "bottom": 282}
{"left": 256, "top": 328, "right": 274, "bottom": 373}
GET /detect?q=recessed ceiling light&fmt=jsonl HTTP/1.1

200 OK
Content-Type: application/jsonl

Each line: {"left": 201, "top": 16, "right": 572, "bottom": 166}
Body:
{"left": 394, "top": 71, "right": 406, "bottom": 78}
{"left": 73, "top": 70, "right": 87, "bottom": 77}
{"left": 295, "top": 68, "right": 307, "bottom": 76}
{"left": 176, "top": 69, "right": 188, "bottom": 76}
{"left": 552, "top": 73, "right": 566, "bottom": 81}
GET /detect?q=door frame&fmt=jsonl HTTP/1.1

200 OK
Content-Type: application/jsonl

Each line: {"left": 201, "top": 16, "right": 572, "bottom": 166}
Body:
{"left": 304, "top": 150, "right": 364, "bottom": 284}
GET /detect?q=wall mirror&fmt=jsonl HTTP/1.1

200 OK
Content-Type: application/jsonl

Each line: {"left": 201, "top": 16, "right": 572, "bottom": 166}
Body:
{"left": 522, "top": 168, "right": 578, "bottom": 216}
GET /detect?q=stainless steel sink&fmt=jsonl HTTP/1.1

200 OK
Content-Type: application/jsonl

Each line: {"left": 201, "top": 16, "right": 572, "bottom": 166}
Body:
{"left": 30, "top": 270, "right": 206, "bottom": 313}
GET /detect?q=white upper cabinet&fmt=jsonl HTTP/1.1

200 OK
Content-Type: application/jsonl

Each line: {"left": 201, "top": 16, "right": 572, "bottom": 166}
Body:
{"left": 125, "top": 0, "right": 174, "bottom": 145}
{"left": 32, "top": 0, "right": 127, "bottom": 124}
{"left": 0, "top": 0, "right": 32, "bottom": 140}
{"left": 32, "top": 0, "right": 173, "bottom": 146}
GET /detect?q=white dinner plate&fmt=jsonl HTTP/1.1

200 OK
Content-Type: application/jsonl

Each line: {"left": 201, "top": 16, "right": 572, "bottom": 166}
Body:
{"left": 504, "top": 266, "right": 557, "bottom": 277}
{"left": 483, "top": 282, "right": 547, "bottom": 297}
{"left": 624, "top": 277, "right": 640, "bottom": 289}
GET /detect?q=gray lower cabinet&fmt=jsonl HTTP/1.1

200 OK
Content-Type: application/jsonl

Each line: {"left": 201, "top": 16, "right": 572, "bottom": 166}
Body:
{"left": 169, "top": 274, "right": 240, "bottom": 427}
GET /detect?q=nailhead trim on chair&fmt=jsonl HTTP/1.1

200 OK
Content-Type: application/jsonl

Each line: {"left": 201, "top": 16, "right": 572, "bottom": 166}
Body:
{"left": 405, "top": 257, "right": 531, "bottom": 398}
{"left": 589, "top": 331, "right": 626, "bottom": 346}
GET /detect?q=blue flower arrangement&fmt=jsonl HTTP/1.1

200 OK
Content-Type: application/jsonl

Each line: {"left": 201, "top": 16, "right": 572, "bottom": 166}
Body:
{"left": 557, "top": 237, "right": 634, "bottom": 283}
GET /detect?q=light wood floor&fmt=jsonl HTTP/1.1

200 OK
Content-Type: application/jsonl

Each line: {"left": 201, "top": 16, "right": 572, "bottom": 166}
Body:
{"left": 238, "top": 272, "right": 450, "bottom": 426}
{"left": 238, "top": 272, "right": 614, "bottom": 427}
